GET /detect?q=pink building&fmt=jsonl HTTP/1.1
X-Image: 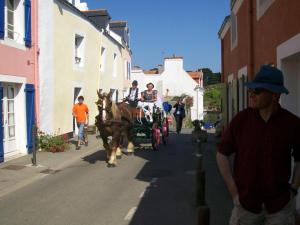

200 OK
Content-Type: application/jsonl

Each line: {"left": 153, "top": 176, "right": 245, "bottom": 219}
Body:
{"left": 0, "top": 0, "right": 38, "bottom": 162}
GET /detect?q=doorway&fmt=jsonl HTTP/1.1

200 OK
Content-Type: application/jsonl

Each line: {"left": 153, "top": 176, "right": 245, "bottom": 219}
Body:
{"left": 73, "top": 87, "right": 82, "bottom": 136}
{"left": 281, "top": 53, "right": 300, "bottom": 117}
{"left": 2, "top": 84, "right": 18, "bottom": 157}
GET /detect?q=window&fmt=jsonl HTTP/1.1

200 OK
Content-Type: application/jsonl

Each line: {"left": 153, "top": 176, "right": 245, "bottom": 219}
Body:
{"left": 124, "top": 61, "right": 131, "bottom": 80}
{"left": 127, "top": 62, "right": 131, "bottom": 80}
{"left": 113, "top": 53, "right": 117, "bottom": 78}
{"left": 100, "top": 47, "right": 106, "bottom": 72}
{"left": 238, "top": 75, "right": 248, "bottom": 111}
{"left": 257, "top": 0, "right": 275, "bottom": 20}
{"left": 230, "top": 12, "right": 238, "bottom": 50}
{"left": 4, "top": 0, "right": 24, "bottom": 44}
{"left": 7, "top": 0, "right": 14, "bottom": 39}
{"left": 75, "top": 34, "right": 84, "bottom": 67}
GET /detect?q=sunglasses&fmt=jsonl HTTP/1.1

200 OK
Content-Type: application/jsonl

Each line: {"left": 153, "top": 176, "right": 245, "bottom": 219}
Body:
{"left": 248, "top": 88, "right": 266, "bottom": 95}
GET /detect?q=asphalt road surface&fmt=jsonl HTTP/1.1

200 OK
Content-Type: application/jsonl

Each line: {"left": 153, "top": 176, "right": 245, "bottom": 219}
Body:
{"left": 0, "top": 130, "right": 197, "bottom": 225}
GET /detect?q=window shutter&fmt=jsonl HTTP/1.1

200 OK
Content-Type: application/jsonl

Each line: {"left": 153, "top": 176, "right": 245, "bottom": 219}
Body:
{"left": 0, "top": 84, "right": 3, "bottom": 162}
{"left": 25, "top": 84, "right": 35, "bottom": 153}
{"left": 24, "top": 0, "right": 32, "bottom": 47}
{"left": 0, "top": 0, "right": 4, "bottom": 39}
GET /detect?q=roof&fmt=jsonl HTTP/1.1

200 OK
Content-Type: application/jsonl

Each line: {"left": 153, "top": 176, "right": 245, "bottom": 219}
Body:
{"left": 143, "top": 68, "right": 160, "bottom": 75}
{"left": 82, "top": 9, "right": 111, "bottom": 19}
{"left": 218, "top": 15, "right": 230, "bottom": 38}
{"left": 187, "top": 71, "right": 202, "bottom": 79}
{"left": 231, "top": 0, "right": 237, "bottom": 9}
{"left": 109, "top": 21, "right": 128, "bottom": 28}
{"left": 164, "top": 56, "right": 183, "bottom": 60}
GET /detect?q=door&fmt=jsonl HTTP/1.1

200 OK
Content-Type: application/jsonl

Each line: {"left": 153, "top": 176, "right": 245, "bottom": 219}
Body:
{"left": 73, "top": 87, "right": 82, "bottom": 135}
{"left": 2, "top": 84, "right": 17, "bottom": 156}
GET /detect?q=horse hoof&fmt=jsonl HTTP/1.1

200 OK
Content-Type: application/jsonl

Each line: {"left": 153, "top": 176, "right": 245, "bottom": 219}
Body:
{"left": 127, "top": 152, "right": 133, "bottom": 156}
{"left": 107, "top": 164, "right": 116, "bottom": 168}
{"left": 117, "top": 155, "right": 122, "bottom": 159}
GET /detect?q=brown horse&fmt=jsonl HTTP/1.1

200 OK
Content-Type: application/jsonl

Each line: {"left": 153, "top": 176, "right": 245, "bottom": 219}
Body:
{"left": 95, "top": 90, "right": 135, "bottom": 167}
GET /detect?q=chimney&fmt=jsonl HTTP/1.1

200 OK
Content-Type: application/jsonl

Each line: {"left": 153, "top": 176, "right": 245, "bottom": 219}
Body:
{"left": 157, "top": 64, "right": 164, "bottom": 74}
{"left": 164, "top": 56, "right": 184, "bottom": 71}
{"left": 83, "top": 9, "right": 111, "bottom": 30}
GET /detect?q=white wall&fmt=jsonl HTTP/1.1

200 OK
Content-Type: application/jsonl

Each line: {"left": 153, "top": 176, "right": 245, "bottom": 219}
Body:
{"left": 281, "top": 57, "right": 300, "bottom": 117}
{"left": 38, "top": 0, "right": 54, "bottom": 134}
{"left": 131, "top": 58, "right": 204, "bottom": 120}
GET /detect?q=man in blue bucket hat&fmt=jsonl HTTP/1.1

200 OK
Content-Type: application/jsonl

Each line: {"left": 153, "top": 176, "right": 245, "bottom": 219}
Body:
{"left": 217, "top": 65, "right": 300, "bottom": 224}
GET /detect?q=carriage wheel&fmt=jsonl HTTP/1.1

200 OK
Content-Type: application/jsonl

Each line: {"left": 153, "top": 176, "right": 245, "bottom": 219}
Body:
{"left": 162, "top": 119, "right": 169, "bottom": 145}
{"left": 151, "top": 125, "right": 160, "bottom": 151}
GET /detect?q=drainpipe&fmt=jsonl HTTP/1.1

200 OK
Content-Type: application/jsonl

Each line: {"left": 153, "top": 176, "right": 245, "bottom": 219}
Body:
{"left": 249, "top": 0, "right": 255, "bottom": 80}
{"left": 33, "top": 0, "right": 40, "bottom": 127}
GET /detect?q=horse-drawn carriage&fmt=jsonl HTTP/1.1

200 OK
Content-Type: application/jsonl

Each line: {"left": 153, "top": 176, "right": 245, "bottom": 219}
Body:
{"left": 131, "top": 103, "right": 169, "bottom": 151}
{"left": 95, "top": 90, "right": 170, "bottom": 167}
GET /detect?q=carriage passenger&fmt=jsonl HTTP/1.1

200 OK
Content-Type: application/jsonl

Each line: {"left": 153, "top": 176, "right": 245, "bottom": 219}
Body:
{"left": 124, "top": 80, "right": 140, "bottom": 107}
{"left": 138, "top": 83, "right": 158, "bottom": 122}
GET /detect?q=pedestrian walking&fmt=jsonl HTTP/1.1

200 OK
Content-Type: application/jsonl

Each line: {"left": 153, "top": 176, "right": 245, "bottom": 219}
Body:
{"left": 216, "top": 65, "right": 300, "bottom": 225}
{"left": 72, "top": 96, "right": 89, "bottom": 150}
{"left": 173, "top": 98, "right": 185, "bottom": 134}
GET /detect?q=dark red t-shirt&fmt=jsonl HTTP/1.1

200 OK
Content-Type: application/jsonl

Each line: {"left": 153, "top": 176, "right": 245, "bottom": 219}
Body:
{"left": 218, "top": 106, "right": 300, "bottom": 213}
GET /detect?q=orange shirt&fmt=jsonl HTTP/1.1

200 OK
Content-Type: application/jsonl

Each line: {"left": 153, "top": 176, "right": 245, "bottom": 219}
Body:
{"left": 73, "top": 103, "right": 89, "bottom": 123}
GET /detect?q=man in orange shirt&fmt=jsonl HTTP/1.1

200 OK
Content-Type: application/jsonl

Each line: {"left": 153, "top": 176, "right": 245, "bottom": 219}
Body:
{"left": 72, "top": 96, "right": 89, "bottom": 150}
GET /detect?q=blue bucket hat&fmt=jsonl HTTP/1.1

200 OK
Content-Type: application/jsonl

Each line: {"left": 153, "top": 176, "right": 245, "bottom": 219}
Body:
{"left": 245, "top": 65, "right": 289, "bottom": 94}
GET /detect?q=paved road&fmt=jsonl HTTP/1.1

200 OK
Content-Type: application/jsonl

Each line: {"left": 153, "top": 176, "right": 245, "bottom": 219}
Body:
{"left": 202, "top": 134, "right": 232, "bottom": 225}
{"left": 0, "top": 130, "right": 197, "bottom": 225}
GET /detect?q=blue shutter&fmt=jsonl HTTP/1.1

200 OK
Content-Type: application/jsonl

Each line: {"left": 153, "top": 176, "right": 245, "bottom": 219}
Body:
{"left": 24, "top": 0, "right": 32, "bottom": 47}
{"left": 0, "top": 0, "right": 4, "bottom": 39}
{"left": 25, "top": 84, "right": 35, "bottom": 153}
{"left": 0, "top": 85, "right": 3, "bottom": 162}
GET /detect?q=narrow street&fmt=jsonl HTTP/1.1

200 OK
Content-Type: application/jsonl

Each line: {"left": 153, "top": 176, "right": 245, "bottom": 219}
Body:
{"left": 0, "top": 130, "right": 197, "bottom": 225}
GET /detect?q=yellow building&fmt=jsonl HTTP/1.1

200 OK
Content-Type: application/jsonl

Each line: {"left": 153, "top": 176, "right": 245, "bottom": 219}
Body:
{"left": 39, "top": 0, "right": 131, "bottom": 137}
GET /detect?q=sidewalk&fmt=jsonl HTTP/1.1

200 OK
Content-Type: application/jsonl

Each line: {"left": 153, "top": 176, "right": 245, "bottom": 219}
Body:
{"left": 0, "top": 134, "right": 102, "bottom": 198}
{"left": 202, "top": 132, "right": 232, "bottom": 225}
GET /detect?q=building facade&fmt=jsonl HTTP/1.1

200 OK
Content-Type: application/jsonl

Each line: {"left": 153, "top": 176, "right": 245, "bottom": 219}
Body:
{"left": 39, "top": 0, "right": 131, "bottom": 137}
{"left": 219, "top": 0, "right": 300, "bottom": 213}
{"left": 0, "top": 0, "right": 37, "bottom": 161}
{"left": 219, "top": 0, "right": 300, "bottom": 125}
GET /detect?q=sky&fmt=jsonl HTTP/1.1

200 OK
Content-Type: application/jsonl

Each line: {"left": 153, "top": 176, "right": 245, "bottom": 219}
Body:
{"left": 85, "top": 0, "right": 230, "bottom": 72}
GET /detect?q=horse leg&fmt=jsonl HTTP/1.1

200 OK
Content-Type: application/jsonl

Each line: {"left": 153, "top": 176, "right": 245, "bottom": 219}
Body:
{"left": 101, "top": 136, "right": 110, "bottom": 162}
{"left": 116, "top": 135, "right": 123, "bottom": 159}
{"left": 108, "top": 135, "right": 120, "bottom": 167}
{"left": 126, "top": 128, "right": 135, "bottom": 156}
{"left": 116, "top": 147, "right": 122, "bottom": 159}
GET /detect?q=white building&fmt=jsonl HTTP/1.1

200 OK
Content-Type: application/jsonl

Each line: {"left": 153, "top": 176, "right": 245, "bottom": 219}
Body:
{"left": 131, "top": 57, "right": 204, "bottom": 120}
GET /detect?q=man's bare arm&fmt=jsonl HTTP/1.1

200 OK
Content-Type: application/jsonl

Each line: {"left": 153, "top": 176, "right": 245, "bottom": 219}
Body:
{"left": 216, "top": 152, "right": 239, "bottom": 203}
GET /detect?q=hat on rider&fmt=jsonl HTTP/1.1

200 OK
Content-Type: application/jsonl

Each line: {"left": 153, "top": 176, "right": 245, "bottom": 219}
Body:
{"left": 132, "top": 80, "right": 138, "bottom": 86}
{"left": 146, "top": 82, "right": 154, "bottom": 88}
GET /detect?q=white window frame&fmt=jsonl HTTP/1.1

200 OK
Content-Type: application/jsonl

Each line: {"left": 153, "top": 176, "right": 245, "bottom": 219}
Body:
{"left": 74, "top": 33, "right": 85, "bottom": 68}
{"left": 238, "top": 66, "right": 248, "bottom": 111}
{"left": 257, "top": 0, "right": 276, "bottom": 20}
{"left": 227, "top": 74, "right": 234, "bottom": 122}
{"left": 230, "top": 12, "right": 238, "bottom": 50}
{"left": 100, "top": 47, "right": 106, "bottom": 72}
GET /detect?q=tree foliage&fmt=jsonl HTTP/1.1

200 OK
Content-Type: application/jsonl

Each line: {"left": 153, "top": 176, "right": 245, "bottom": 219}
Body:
{"left": 199, "top": 68, "right": 221, "bottom": 86}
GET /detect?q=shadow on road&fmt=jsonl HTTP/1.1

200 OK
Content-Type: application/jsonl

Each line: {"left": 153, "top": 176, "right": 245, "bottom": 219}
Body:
{"left": 129, "top": 132, "right": 198, "bottom": 225}
{"left": 82, "top": 149, "right": 107, "bottom": 164}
